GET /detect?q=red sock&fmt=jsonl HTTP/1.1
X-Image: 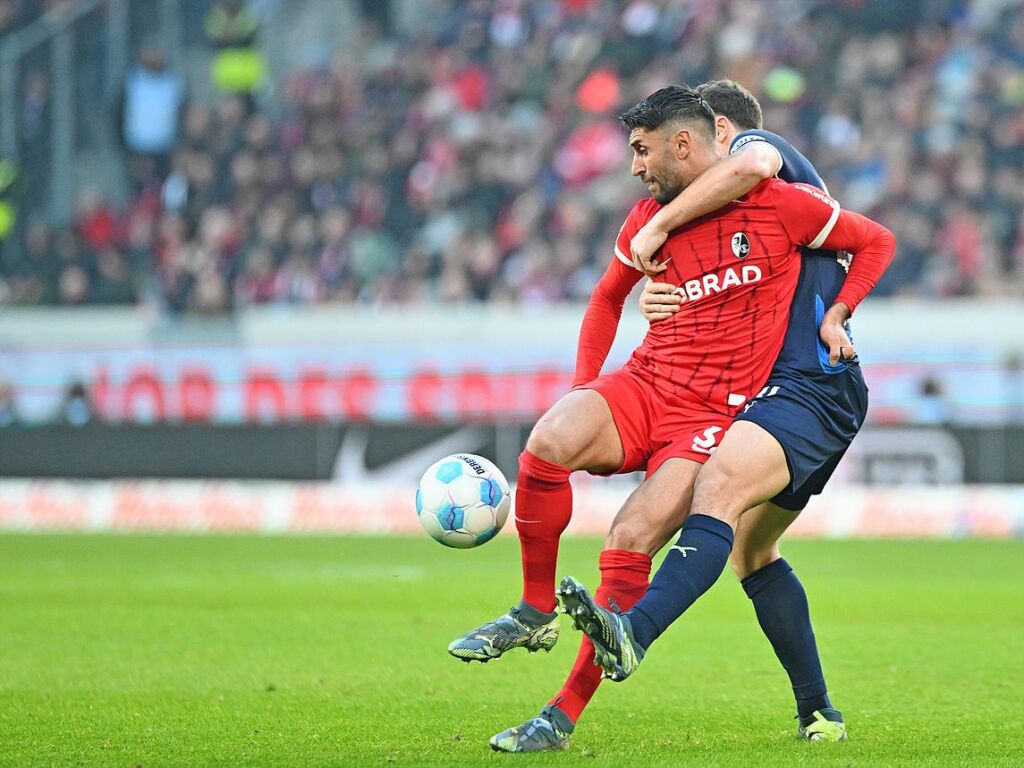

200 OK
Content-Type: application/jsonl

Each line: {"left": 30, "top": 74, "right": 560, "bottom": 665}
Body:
{"left": 515, "top": 449, "right": 573, "bottom": 613}
{"left": 549, "top": 549, "right": 652, "bottom": 723}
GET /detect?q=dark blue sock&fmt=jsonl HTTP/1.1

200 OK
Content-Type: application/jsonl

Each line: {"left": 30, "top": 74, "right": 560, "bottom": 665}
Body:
{"left": 742, "top": 558, "right": 831, "bottom": 719}
{"left": 627, "top": 514, "right": 734, "bottom": 650}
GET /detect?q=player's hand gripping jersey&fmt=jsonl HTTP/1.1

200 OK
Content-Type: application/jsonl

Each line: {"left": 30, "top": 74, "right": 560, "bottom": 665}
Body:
{"left": 574, "top": 178, "right": 894, "bottom": 416}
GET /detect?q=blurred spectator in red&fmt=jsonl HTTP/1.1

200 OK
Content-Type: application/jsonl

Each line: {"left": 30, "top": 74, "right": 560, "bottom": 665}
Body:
{"left": 576, "top": 67, "right": 620, "bottom": 113}
{"left": 75, "top": 188, "right": 119, "bottom": 252}
{"left": 937, "top": 203, "right": 987, "bottom": 295}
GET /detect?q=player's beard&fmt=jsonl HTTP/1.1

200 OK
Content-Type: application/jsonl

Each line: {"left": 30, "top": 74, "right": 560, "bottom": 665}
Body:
{"left": 648, "top": 169, "right": 685, "bottom": 205}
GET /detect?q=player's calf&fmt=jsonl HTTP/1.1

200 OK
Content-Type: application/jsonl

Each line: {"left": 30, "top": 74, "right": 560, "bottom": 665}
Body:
{"left": 730, "top": 501, "right": 792, "bottom": 579}
{"left": 516, "top": 389, "right": 624, "bottom": 615}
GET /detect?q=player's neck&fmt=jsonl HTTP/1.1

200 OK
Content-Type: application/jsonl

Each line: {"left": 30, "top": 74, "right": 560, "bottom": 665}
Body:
{"left": 687, "top": 151, "right": 718, "bottom": 182}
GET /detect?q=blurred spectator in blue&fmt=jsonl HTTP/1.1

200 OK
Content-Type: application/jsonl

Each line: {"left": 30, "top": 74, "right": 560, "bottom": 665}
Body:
{"left": 913, "top": 375, "right": 952, "bottom": 425}
{"left": 120, "top": 45, "right": 184, "bottom": 189}
{"left": 59, "top": 380, "right": 95, "bottom": 426}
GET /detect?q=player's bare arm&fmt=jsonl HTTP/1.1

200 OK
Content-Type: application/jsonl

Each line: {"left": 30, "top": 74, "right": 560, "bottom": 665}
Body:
{"left": 630, "top": 141, "right": 783, "bottom": 275}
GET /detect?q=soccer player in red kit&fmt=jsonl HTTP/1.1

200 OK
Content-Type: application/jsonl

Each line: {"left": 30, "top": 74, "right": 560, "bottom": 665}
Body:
{"left": 447, "top": 85, "right": 895, "bottom": 750}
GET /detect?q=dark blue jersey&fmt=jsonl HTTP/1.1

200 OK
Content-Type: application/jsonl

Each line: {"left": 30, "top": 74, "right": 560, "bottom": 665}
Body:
{"left": 730, "top": 129, "right": 854, "bottom": 374}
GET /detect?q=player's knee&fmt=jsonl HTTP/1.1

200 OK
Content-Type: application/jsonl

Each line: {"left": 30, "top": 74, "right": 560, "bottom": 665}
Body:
{"left": 605, "top": 518, "right": 661, "bottom": 559}
{"left": 525, "top": 420, "right": 571, "bottom": 466}
{"left": 690, "top": 466, "right": 742, "bottom": 525}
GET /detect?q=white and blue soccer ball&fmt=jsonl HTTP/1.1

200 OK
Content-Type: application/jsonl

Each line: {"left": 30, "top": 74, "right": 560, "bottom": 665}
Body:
{"left": 416, "top": 453, "right": 511, "bottom": 548}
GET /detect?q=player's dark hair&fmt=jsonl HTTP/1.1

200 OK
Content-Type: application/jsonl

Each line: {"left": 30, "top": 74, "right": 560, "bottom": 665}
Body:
{"left": 697, "top": 79, "right": 763, "bottom": 131}
{"left": 619, "top": 84, "right": 716, "bottom": 141}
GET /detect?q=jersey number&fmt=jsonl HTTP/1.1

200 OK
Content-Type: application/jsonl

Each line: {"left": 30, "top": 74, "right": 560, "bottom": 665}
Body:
{"left": 691, "top": 426, "right": 723, "bottom": 456}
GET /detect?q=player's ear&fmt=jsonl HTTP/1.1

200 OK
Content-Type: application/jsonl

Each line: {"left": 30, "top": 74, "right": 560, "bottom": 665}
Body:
{"left": 672, "top": 128, "right": 690, "bottom": 159}
{"left": 715, "top": 116, "right": 729, "bottom": 144}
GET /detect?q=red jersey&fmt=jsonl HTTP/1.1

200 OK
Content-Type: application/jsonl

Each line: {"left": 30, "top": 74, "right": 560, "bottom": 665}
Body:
{"left": 574, "top": 178, "right": 893, "bottom": 416}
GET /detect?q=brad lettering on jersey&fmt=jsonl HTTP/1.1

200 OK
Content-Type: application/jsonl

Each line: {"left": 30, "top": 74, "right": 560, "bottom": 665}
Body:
{"left": 672, "top": 265, "right": 763, "bottom": 303}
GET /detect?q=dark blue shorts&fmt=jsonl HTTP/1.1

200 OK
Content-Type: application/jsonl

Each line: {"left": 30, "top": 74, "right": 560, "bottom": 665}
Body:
{"left": 733, "top": 367, "right": 868, "bottom": 511}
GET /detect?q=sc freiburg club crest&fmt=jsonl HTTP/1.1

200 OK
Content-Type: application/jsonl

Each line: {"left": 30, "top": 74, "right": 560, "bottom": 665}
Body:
{"left": 731, "top": 232, "right": 750, "bottom": 259}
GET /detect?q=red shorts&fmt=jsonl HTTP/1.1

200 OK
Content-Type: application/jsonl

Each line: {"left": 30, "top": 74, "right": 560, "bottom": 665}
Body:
{"left": 582, "top": 367, "right": 734, "bottom": 477}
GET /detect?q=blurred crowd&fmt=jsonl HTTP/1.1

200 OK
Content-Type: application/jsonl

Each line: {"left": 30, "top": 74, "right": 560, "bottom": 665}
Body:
{"left": 0, "top": 0, "right": 70, "bottom": 36}
{"left": 2, "top": 0, "right": 1024, "bottom": 312}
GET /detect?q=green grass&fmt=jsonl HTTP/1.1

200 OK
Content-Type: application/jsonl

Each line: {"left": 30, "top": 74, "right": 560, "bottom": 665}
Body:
{"left": 1, "top": 535, "right": 1022, "bottom": 767}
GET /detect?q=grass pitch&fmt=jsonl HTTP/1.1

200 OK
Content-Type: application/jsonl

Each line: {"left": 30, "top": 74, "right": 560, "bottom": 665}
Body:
{"left": 1, "top": 534, "right": 1022, "bottom": 767}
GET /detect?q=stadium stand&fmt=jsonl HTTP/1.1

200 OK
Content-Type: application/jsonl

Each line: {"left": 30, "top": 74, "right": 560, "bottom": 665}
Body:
{"left": 1, "top": 0, "right": 1023, "bottom": 311}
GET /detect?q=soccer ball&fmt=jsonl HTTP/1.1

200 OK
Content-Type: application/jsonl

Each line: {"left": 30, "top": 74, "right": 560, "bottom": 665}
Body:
{"left": 416, "top": 454, "right": 511, "bottom": 548}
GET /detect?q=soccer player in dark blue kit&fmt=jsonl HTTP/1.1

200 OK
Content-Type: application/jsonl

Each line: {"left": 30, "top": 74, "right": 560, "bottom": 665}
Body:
{"left": 561, "top": 80, "right": 882, "bottom": 743}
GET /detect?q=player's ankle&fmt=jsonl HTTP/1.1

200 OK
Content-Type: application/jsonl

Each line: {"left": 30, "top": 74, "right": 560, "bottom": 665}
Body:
{"left": 516, "top": 599, "right": 558, "bottom": 624}
{"left": 542, "top": 704, "right": 576, "bottom": 734}
{"left": 796, "top": 693, "right": 832, "bottom": 721}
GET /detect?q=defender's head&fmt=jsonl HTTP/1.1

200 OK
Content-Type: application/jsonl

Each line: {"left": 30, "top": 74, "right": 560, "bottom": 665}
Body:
{"left": 697, "top": 79, "right": 763, "bottom": 148}
{"left": 619, "top": 84, "right": 718, "bottom": 204}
